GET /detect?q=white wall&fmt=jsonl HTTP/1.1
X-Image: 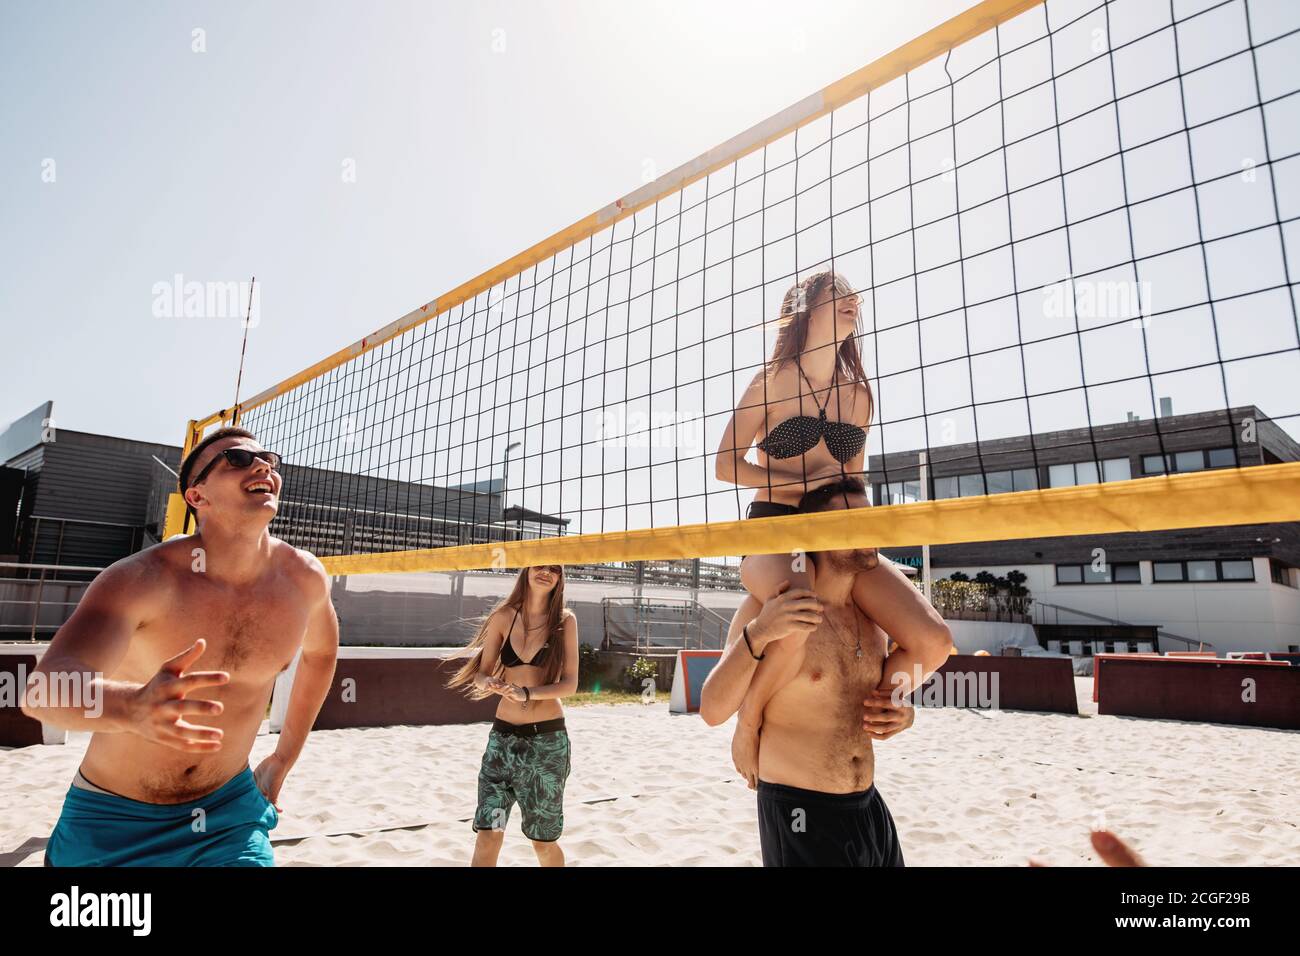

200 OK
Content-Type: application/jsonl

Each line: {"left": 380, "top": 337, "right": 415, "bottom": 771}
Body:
{"left": 1267, "top": 569, "right": 1300, "bottom": 651}
{"left": 946, "top": 620, "right": 1037, "bottom": 655}
{"left": 934, "top": 559, "right": 1300, "bottom": 655}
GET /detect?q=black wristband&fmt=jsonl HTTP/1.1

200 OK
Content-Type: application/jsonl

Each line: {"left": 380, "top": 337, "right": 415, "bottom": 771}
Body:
{"left": 523, "top": 686, "right": 531, "bottom": 702}
{"left": 743, "top": 623, "right": 765, "bottom": 660}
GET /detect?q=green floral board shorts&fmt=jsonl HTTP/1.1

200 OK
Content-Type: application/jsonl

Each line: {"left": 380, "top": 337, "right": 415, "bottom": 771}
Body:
{"left": 473, "top": 717, "right": 571, "bottom": 842}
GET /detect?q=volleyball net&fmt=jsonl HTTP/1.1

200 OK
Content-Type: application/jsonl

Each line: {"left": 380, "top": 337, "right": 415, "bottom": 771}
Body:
{"left": 164, "top": 0, "right": 1300, "bottom": 575}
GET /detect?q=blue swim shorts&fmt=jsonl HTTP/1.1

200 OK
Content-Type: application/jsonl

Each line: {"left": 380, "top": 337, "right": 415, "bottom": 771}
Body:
{"left": 45, "top": 766, "right": 279, "bottom": 867}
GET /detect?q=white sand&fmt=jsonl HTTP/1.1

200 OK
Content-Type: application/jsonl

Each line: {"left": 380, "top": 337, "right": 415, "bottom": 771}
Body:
{"left": 3, "top": 680, "right": 1297, "bottom": 867}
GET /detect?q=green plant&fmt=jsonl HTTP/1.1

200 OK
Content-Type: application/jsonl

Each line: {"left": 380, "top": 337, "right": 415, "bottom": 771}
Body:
{"left": 1004, "top": 568, "right": 1030, "bottom": 613}
{"left": 621, "top": 656, "right": 659, "bottom": 691}
{"left": 928, "top": 579, "right": 994, "bottom": 614}
{"left": 926, "top": 569, "right": 1033, "bottom": 618}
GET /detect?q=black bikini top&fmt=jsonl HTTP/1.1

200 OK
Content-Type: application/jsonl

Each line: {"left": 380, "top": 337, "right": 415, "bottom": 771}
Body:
{"left": 499, "top": 606, "right": 553, "bottom": 668}
{"left": 756, "top": 362, "right": 867, "bottom": 464}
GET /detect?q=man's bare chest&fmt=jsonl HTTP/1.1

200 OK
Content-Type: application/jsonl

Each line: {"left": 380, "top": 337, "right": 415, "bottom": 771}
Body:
{"left": 801, "top": 618, "right": 883, "bottom": 683}
{"left": 767, "top": 619, "right": 883, "bottom": 718}
{"left": 129, "top": 577, "right": 308, "bottom": 683}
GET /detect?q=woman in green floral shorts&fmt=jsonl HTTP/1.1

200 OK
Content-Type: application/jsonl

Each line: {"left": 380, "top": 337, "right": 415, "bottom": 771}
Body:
{"left": 448, "top": 565, "right": 579, "bottom": 866}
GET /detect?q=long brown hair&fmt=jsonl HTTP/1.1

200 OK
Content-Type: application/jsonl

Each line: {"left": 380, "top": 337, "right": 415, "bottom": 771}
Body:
{"left": 446, "top": 566, "right": 569, "bottom": 699}
{"left": 766, "top": 270, "right": 874, "bottom": 424}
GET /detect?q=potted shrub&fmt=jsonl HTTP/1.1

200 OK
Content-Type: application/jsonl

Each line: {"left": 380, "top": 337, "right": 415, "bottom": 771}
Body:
{"left": 621, "top": 655, "right": 659, "bottom": 693}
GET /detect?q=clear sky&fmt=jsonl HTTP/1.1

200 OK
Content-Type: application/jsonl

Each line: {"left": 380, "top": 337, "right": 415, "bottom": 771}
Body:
{"left": 0, "top": 0, "right": 973, "bottom": 445}
{"left": 4, "top": 0, "right": 1297, "bottom": 537}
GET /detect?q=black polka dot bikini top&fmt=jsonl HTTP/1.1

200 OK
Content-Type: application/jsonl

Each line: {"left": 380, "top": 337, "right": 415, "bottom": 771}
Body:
{"left": 756, "top": 362, "right": 867, "bottom": 464}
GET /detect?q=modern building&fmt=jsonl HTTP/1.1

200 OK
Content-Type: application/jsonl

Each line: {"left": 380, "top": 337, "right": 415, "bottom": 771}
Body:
{"left": 870, "top": 405, "right": 1300, "bottom": 654}
{"left": 0, "top": 402, "right": 180, "bottom": 568}
{"left": 0, "top": 401, "right": 708, "bottom": 646}
{"left": 6, "top": 399, "right": 1297, "bottom": 653}
{"left": 0, "top": 401, "right": 571, "bottom": 570}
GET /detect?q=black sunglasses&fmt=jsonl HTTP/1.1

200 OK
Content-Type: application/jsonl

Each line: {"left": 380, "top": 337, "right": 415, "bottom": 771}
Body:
{"left": 188, "top": 448, "right": 282, "bottom": 490}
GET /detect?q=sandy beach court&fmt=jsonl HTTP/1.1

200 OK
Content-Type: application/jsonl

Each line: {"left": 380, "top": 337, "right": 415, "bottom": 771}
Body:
{"left": 3, "top": 680, "right": 1296, "bottom": 867}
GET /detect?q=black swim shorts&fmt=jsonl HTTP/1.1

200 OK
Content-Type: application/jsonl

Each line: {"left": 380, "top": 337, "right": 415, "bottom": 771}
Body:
{"left": 756, "top": 779, "right": 905, "bottom": 867}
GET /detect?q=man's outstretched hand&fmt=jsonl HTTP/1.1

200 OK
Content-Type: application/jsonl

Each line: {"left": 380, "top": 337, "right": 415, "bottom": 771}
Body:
{"left": 129, "top": 638, "right": 229, "bottom": 753}
{"left": 1030, "top": 829, "right": 1147, "bottom": 867}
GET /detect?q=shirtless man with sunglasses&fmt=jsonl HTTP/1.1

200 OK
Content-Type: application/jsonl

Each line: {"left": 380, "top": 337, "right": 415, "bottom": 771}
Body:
{"left": 24, "top": 426, "right": 338, "bottom": 866}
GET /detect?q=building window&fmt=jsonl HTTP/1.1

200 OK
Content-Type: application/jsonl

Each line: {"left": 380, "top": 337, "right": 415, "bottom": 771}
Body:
{"left": 1114, "top": 563, "right": 1141, "bottom": 583}
{"left": 987, "top": 471, "right": 1013, "bottom": 494}
{"left": 1056, "top": 562, "right": 1140, "bottom": 584}
{"left": 1081, "top": 562, "right": 1110, "bottom": 583}
{"left": 1220, "top": 560, "right": 1254, "bottom": 581}
{"left": 984, "top": 468, "right": 1039, "bottom": 493}
{"left": 1048, "top": 464, "right": 1074, "bottom": 488}
{"left": 1049, "top": 459, "right": 1130, "bottom": 488}
{"left": 1056, "top": 565, "right": 1083, "bottom": 584}
{"left": 1271, "top": 560, "right": 1296, "bottom": 587}
{"left": 929, "top": 469, "right": 1038, "bottom": 499}
{"left": 1142, "top": 448, "right": 1237, "bottom": 476}
{"left": 1103, "top": 458, "right": 1131, "bottom": 481}
{"left": 1152, "top": 559, "right": 1256, "bottom": 583}
{"left": 877, "top": 480, "right": 922, "bottom": 505}
{"left": 1153, "top": 561, "right": 1185, "bottom": 581}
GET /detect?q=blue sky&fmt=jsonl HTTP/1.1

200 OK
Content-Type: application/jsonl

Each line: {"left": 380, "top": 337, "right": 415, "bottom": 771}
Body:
{"left": 0, "top": 0, "right": 972, "bottom": 446}
{"left": 5, "top": 0, "right": 1298, "bottom": 536}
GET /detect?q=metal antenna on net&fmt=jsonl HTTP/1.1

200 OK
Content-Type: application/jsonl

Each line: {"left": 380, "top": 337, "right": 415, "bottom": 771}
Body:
{"left": 232, "top": 276, "right": 256, "bottom": 422}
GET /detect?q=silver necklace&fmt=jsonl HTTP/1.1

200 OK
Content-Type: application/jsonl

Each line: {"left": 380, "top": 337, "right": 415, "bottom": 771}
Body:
{"left": 825, "top": 608, "right": 863, "bottom": 659}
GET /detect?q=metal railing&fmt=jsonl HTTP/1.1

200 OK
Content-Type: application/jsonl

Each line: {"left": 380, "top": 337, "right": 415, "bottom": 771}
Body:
{"left": 569, "top": 559, "right": 741, "bottom": 591}
{"left": 601, "top": 596, "right": 731, "bottom": 654}
{"left": 18, "top": 515, "right": 144, "bottom": 567}
{"left": 0, "top": 562, "right": 102, "bottom": 641}
{"left": 694, "top": 602, "right": 735, "bottom": 635}
{"left": 1033, "top": 601, "right": 1211, "bottom": 651}
{"left": 268, "top": 496, "right": 566, "bottom": 555}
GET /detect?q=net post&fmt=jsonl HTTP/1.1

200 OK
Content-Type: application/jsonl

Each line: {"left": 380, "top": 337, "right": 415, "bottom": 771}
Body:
{"left": 161, "top": 419, "right": 204, "bottom": 540}
{"left": 919, "top": 451, "right": 932, "bottom": 605}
